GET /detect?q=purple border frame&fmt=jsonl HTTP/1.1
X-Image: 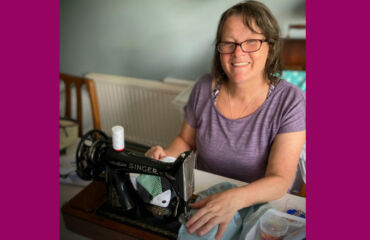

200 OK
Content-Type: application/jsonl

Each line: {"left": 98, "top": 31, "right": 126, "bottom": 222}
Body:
{"left": 1, "top": 1, "right": 59, "bottom": 239}
{"left": 307, "top": 0, "right": 370, "bottom": 238}
{"left": 3, "top": 0, "right": 370, "bottom": 238}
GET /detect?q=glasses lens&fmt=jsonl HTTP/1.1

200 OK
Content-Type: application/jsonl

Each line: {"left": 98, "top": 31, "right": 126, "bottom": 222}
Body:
{"left": 241, "top": 40, "right": 261, "bottom": 52}
{"left": 218, "top": 43, "right": 235, "bottom": 53}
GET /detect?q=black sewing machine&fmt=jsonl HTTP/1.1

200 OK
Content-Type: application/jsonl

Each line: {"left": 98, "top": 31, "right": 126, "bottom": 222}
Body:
{"left": 75, "top": 129, "right": 196, "bottom": 239}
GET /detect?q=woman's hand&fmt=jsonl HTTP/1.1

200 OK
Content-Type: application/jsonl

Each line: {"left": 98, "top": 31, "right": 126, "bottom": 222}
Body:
{"left": 185, "top": 188, "right": 243, "bottom": 240}
{"left": 145, "top": 145, "right": 166, "bottom": 160}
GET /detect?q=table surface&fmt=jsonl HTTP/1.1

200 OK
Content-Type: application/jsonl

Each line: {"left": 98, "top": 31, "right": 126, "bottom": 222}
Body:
{"left": 60, "top": 169, "right": 305, "bottom": 240}
{"left": 60, "top": 137, "right": 305, "bottom": 239}
{"left": 194, "top": 169, "right": 306, "bottom": 212}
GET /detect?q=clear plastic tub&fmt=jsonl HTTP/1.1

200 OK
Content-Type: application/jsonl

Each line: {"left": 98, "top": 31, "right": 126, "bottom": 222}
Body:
{"left": 259, "top": 211, "right": 288, "bottom": 240}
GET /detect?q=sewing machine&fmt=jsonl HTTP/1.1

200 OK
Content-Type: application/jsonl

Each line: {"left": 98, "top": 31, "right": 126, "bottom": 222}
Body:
{"left": 75, "top": 129, "right": 196, "bottom": 238}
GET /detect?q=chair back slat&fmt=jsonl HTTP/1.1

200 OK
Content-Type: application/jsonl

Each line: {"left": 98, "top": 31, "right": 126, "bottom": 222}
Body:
{"left": 60, "top": 73, "right": 101, "bottom": 137}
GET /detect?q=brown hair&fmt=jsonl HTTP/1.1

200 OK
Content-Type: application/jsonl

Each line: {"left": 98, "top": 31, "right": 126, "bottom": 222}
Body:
{"left": 211, "top": 0, "right": 282, "bottom": 84}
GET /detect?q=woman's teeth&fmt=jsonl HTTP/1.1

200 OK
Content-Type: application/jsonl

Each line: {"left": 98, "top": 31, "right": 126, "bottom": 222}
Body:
{"left": 232, "top": 62, "right": 251, "bottom": 66}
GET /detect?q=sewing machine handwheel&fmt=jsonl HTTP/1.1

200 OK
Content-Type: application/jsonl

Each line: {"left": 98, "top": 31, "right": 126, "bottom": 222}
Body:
{"left": 76, "top": 129, "right": 108, "bottom": 180}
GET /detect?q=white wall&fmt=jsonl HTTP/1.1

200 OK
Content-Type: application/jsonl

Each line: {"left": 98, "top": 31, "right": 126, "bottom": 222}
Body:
{"left": 60, "top": 0, "right": 305, "bottom": 81}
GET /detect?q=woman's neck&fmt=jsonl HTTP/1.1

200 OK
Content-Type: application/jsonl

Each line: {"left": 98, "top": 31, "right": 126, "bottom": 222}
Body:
{"left": 226, "top": 77, "right": 270, "bottom": 100}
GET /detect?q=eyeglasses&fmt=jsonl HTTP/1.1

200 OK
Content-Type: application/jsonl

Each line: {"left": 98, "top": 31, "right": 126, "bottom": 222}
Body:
{"left": 217, "top": 39, "right": 268, "bottom": 54}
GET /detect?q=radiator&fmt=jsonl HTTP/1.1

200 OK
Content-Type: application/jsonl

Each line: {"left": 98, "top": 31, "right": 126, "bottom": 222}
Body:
{"left": 85, "top": 73, "right": 189, "bottom": 148}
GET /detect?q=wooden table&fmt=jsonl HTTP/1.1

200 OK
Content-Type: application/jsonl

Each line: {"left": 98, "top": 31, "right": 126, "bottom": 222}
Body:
{"left": 62, "top": 170, "right": 305, "bottom": 240}
{"left": 62, "top": 180, "right": 173, "bottom": 240}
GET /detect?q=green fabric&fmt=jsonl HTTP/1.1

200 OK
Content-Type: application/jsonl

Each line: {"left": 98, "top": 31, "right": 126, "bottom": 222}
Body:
{"left": 282, "top": 70, "right": 306, "bottom": 92}
{"left": 136, "top": 174, "right": 162, "bottom": 197}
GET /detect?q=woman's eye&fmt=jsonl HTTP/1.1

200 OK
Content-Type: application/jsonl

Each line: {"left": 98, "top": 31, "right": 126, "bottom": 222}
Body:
{"left": 246, "top": 40, "right": 258, "bottom": 44}
{"left": 223, "top": 43, "right": 235, "bottom": 49}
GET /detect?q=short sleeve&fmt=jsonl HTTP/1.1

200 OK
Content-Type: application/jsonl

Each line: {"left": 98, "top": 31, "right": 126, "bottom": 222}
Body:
{"left": 184, "top": 86, "right": 197, "bottom": 128}
{"left": 277, "top": 85, "right": 306, "bottom": 134}
{"left": 183, "top": 74, "right": 211, "bottom": 129}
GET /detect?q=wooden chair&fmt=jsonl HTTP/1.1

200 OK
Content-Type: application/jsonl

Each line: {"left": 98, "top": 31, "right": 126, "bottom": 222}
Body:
{"left": 60, "top": 73, "right": 101, "bottom": 137}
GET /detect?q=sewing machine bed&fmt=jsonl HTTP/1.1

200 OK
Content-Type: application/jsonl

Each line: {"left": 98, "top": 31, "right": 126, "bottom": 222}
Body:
{"left": 96, "top": 202, "right": 179, "bottom": 239}
{"left": 62, "top": 180, "right": 183, "bottom": 240}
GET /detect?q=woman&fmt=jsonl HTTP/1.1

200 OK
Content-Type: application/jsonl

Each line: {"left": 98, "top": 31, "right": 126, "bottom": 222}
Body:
{"left": 146, "top": 1, "right": 305, "bottom": 239}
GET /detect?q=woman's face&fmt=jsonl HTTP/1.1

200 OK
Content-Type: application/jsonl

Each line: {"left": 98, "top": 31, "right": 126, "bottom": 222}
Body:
{"left": 220, "top": 15, "right": 269, "bottom": 84}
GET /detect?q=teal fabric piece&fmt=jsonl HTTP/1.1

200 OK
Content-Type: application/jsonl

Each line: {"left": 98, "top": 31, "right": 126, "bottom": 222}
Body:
{"left": 177, "top": 182, "right": 263, "bottom": 240}
{"left": 136, "top": 174, "right": 162, "bottom": 197}
{"left": 282, "top": 70, "right": 306, "bottom": 92}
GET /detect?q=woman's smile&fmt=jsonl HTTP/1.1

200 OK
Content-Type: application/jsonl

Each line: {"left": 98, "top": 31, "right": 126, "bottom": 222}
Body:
{"left": 232, "top": 62, "right": 251, "bottom": 67}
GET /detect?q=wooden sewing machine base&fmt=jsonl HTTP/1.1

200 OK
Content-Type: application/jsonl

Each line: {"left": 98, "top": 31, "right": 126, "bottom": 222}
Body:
{"left": 61, "top": 181, "right": 178, "bottom": 240}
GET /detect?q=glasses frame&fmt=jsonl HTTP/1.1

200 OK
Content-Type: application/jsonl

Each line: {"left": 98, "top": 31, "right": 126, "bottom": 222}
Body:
{"left": 217, "top": 39, "right": 268, "bottom": 54}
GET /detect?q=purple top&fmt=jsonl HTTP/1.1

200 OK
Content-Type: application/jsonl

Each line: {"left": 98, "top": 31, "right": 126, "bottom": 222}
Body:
{"left": 184, "top": 74, "right": 305, "bottom": 182}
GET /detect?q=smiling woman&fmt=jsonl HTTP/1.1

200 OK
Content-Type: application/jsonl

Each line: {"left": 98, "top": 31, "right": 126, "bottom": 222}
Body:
{"left": 145, "top": 1, "right": 305, "bottom": 239}
{"left": 218, "top": 15, "right": 270, "bottom": 87}
{"left": 212, "top": 1, "right": 282, "bottom": 87}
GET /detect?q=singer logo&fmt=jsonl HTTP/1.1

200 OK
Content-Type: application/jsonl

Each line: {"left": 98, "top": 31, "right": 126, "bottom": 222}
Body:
{"left": 128, "top": 163, "right": 158, "bottom": 174}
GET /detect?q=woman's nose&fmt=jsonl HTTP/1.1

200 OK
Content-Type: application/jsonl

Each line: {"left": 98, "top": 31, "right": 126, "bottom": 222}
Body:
{"left": 233, "top": 44, "right": 245, "bottom": 56}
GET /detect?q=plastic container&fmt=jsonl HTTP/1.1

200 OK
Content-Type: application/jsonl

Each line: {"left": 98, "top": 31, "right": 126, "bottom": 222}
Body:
{"left": 259, "top": 211, "right": 288, "bottom": 240}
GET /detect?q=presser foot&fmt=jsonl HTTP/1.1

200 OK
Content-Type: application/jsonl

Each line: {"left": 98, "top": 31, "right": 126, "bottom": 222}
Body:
{"left": 145, "top": 204, "right": 172, "bottom": 218}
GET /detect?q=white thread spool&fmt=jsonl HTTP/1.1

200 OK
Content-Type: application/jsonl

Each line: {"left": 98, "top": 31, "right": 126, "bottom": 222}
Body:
{"left": 112, "top": 126, "right": 125, "bottom": 151}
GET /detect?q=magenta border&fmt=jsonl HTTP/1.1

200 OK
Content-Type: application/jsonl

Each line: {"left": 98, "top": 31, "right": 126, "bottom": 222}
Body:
{"left": 1, "top": 1, "right": 59, "bottom": 239}
{"left": 307, "top": 0, "right": 370, "bottom": 238}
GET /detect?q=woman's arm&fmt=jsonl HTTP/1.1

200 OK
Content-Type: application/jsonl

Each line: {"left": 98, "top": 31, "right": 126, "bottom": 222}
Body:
{"left": 145, "top": 120, "right": 196, "bottom": 159}
{"left": 238, "top": 130, "right": 306, "bottom": 205}
{"left": 185, "top": 130, "right": 306, "bottom": 239}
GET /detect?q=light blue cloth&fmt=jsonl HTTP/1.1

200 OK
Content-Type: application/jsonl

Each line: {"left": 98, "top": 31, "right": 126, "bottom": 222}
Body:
{"left": 178, "top": 182, "right": 263, "bottom": 240}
